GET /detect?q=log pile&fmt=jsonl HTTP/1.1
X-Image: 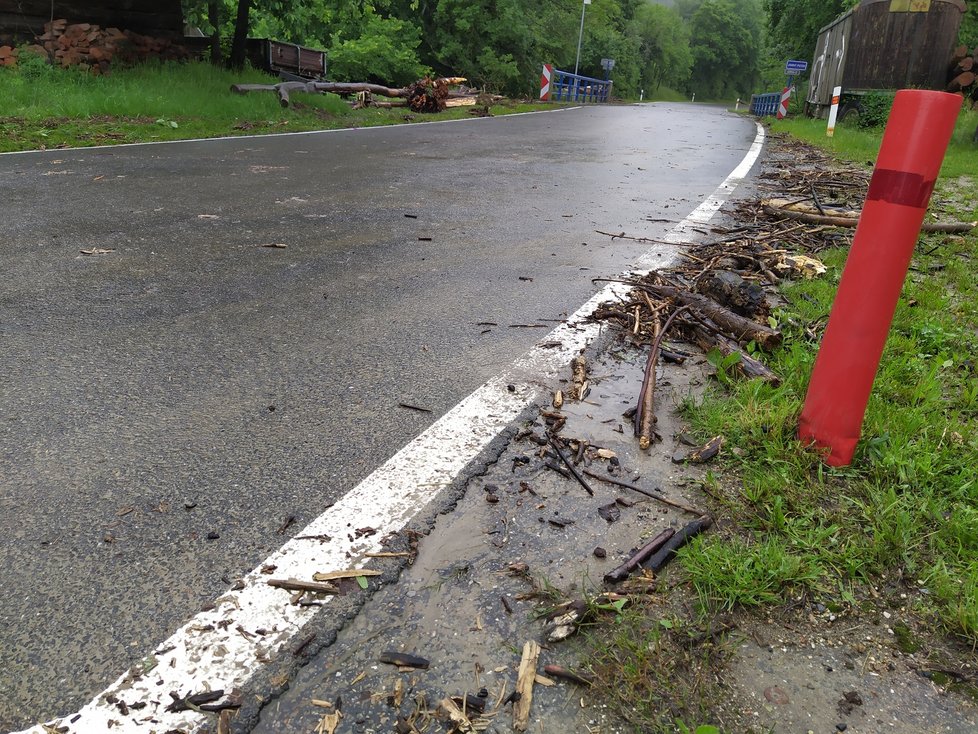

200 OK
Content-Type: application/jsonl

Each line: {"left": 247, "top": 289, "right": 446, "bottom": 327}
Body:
{"left": 2, "top": 18, "right": 191, "bottom": 73}
{"left": 947, "top": 44, "right": 978, "bottom": 142}
{"left": 947, "top": 44, "right": 978, "bottom": 102}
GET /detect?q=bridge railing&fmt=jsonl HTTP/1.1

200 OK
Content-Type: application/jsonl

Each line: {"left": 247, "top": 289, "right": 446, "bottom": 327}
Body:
{"left": 550, "top": 69, "right": 613, "bottom": 103}
{"left": 750, "top": 92, "right": 780, "bottom": 116}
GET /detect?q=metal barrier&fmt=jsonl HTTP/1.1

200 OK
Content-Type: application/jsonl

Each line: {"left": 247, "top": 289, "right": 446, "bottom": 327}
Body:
{"left": 750, "top": 92, "right": 780, "bottom": 116}
{"left": 550, "top": 69, "right": 613, "bottom": 103}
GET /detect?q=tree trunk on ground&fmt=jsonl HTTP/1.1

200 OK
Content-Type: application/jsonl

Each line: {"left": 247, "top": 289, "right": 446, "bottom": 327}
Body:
{"left": 228, "top": 0, "right": 250, "bottom": 70}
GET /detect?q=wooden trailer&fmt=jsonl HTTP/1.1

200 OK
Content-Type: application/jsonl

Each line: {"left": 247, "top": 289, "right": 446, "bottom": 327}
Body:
{"left": 806, "top": 0, "right": 967, "bottom": 119}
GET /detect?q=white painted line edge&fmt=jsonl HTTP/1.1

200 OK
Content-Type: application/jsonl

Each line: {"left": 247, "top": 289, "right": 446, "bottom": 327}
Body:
{"left": 13, "top": 120, "right": 765, "bottom": 734}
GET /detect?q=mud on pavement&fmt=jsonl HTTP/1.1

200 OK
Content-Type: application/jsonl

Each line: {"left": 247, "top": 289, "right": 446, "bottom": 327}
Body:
{"left": 250, "top": 334, "right": 717, "bottom": 734}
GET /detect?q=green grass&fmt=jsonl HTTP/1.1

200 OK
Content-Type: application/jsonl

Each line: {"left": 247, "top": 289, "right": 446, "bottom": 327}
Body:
{"left": 771, "top": 108, "right": 978, "bottom": 180}
{"left": 677, "top": 128, "right": 978, "bottom": 640}
{"left": 0, "top": 59, "right": 544, "bottom": 152}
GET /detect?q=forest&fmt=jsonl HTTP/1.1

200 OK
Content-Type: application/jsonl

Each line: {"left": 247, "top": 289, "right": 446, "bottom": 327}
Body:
{"left": 183, "top": 0, "right": 978, "bottom": 100}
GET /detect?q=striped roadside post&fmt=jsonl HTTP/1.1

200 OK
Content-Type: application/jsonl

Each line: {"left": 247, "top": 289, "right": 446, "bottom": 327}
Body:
{"left": 540, "top": 64, "right": 553, "bottom": 101}
{"left": 798, "top": 90, "right": 962, "bottom": 466}
{"left": 776, "top": 86, "right": 791, "bottom": 119}
{"left": 826, "top": 86, "right": 842, "bottom": 137}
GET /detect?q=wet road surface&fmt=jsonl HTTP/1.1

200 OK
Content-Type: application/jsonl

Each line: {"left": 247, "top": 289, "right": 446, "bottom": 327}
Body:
{"left": 0, "top": 103, "right": 757, "bottom": 729}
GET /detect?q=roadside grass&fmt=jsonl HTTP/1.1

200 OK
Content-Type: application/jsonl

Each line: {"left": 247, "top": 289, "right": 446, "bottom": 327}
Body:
{"left": 770, "top": 108, "right": 978, "bottom": 179}
{"left": 678, "top": 123, "right": 978, "bottom": 640}
{"left": 0, "top": 59, "right": 544, "bottom": 152}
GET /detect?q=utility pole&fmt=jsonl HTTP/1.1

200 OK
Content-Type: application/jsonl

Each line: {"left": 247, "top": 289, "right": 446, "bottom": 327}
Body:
{"left": 574, "top": 0, "right": 590, "bottom": 77}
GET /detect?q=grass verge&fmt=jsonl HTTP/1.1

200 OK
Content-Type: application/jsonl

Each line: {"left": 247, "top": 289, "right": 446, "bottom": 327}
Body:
{"left": 676, "top": 116, "right": 977, "bottom": 641}
{"left": 0, "top": 59, "right": 545, "bottom": 152}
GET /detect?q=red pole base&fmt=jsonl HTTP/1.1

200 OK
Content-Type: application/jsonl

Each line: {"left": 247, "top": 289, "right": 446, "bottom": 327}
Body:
{"left": 797, "top": 90, "right": 961, "bottom": 466}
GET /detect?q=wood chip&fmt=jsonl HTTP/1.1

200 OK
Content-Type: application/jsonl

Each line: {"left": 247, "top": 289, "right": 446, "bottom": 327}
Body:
{"left": 513, "top": 641, "right": 540, "bottom": 731}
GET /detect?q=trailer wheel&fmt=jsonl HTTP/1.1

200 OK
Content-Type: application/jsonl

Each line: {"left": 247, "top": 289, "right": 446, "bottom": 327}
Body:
{"left": 839, "top": 101, "right": 861, "bottom": 124}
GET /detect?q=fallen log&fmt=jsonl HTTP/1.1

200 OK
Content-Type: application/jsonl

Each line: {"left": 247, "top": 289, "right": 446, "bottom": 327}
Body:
{"left": 231, "top": 77, "right": 472, "bottom": 110}
{"left": 763, "top": 204, "right": 977, "bottom": 234}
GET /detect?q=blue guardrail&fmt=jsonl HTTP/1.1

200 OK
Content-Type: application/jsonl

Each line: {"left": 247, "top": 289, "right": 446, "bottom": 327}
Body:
{"left": 551, "top": 69, "right": 612, "bottom": 103}
{"left": 750, "top": 92, "right": 780, "bottom": 116}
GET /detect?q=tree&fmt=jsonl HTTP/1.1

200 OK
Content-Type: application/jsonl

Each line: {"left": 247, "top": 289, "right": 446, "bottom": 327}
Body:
{"left": 688, "top": 0, "right": 762, "bottom": 99}
{"left": 628, "top": 2, "right": 692, "bottom": 92}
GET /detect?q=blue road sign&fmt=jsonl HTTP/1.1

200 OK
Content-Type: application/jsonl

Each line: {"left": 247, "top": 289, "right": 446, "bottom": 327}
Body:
{"left": 785, "top": 59, "right": 808, "bottom": 74}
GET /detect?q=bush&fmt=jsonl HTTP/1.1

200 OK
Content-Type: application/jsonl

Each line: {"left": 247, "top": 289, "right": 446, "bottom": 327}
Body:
{"left": 856, "top": 91, "right": 894, "bottom": 129}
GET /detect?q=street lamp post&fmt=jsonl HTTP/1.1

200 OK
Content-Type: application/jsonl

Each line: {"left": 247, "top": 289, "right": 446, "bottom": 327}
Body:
{"left": 574, "top": 0, "right": 590, "bottom": 77}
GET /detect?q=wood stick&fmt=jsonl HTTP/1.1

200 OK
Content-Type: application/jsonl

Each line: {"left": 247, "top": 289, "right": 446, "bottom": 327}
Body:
{"left": 542, "top": 664, "right": 593, "bottom": 686}
{"left": 266, "top": 578, "right": 339, "bottom": 594}
{"left": 637, "top": 306, "right": 689, "bottom": 449}
{"left": 547, "top": 437, "right": 594, "bottom": 496}
{"left": 639, "top": 283, "right": 782, "bottom": 351}
{"left": 604, "top": 528, "right": 675, "bottom": 583}
{"left": 513, "top": 641, "right": 541, "bottom": 732}
{"left": 763, "top": 205, "right": 977, "bottom": 234}
{"left": 580, "top": 469, "right": 703, "bottom": 514}
{"left": 646, "top": 515, "right": 714, "bottom": 571}
{"left": 688, "top": 322, "right": 780, "bottom": 384}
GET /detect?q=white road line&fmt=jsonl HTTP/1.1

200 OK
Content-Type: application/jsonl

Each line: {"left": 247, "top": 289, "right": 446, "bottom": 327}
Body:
{"left": 13, "top": 121, "right": 764, "bottom": 734}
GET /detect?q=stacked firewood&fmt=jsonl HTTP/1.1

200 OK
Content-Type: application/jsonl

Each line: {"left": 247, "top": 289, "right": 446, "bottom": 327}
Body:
{"left": 10, "top": 18, "right": 191, "bottom": 73}
{"left": 948, "top": 44, "right": 978, "bottom": 107}
{"left": 0, "top": 44, "right": 20, "bottom": 67}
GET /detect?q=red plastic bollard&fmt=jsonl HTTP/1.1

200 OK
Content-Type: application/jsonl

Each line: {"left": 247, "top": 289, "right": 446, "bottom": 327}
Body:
{"left": 798, "top": 90, "right": 961, "bottom": 466}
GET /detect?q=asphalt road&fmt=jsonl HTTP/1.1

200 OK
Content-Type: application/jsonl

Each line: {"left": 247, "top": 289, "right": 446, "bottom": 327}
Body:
{"left": 0, "top": 103, "right": 757, "bottom": 730}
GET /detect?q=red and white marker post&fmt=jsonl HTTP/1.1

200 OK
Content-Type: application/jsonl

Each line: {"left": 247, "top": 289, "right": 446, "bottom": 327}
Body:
{"left": 540, "top": 64, "right": 553, "bottom": 101}
{"left": 798, "top": 90, "right": 962, "bottom": 466}
{"left": 826, "top": 86, "right": 842, "bottom": 137}
{"left": 776, "top": 86, "right": 791, "bottom": 119}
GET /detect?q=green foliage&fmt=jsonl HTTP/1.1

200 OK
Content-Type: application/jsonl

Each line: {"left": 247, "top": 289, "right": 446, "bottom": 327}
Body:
{"left": 855, "top": 91, "right": 894, "bottom": 129}
{"left": 960, "top": 4, "right": 978, "bottom": 48}
{"left": 628, "top": 3, "right": 693, "bottom": 92}
{"left": 688, "top": 0, "right": 763, "bottom": 99}
{"left": 327, "top": 10, "right": 430, "bottom": 84}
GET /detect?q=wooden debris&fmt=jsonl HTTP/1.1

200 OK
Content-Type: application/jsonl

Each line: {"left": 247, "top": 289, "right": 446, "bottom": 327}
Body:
{"left": 637, "top": 305, "right": 689, "bottom": 449}
{"left": 379, "top": 651, "right": 430, "bottom": 669}
{"left": 568, "top": 355, "right": 588, "bottom": 400}
{"left": 315, "top": 708, "right": 342, "bottom": 734}
{"left": 547, "top": 437, "right": 594, "bottom": 496}
{"left": 546, "top": 600, "right": 589, "bottom": 642}
{"left": 513, "top": 641, "right": 541, "bottom": 732}
{"left": 681, "top": 435, "right": 723, "bottom": 464}
{"left": 580, "top": 469, "right": 704, "bottom": 515}
{"left": 231, "top": 76, "right": 480, "bottom": 113}
{"left": 645, "top": 515, "right": 714, "bottom": 572}
{"left": 543, "top": 664, "right": 593, "bottom": 686}
{"left": 763, "top": 200, "right": 976, "bottom": 233}
{"left": 437, "top": 697, "right": 473, "bottom": 733}
{"left": 604, "top": 528, "right": 675, "bottom": 583}
{"left": 266, "top": 578, "right": 338, "bottom": 595}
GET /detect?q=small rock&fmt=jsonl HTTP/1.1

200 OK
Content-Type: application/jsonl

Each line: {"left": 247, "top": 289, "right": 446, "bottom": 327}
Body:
{"left": 507, "top": 384, "right": 516, "bottom": 392}
{"left": 184, "top": 501, "right": 197, "bottom": 510}
{"left": 593, "top": 547, "right": 607, "bottom": 559}
{"left": 486, "top": 493, "right": 499, "bottom": 504}
{"left": 206, "top": 531, "right": 220, "bottom": 540}
{"left": 836, "top": 725, "right": 848, "bottom": 732}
